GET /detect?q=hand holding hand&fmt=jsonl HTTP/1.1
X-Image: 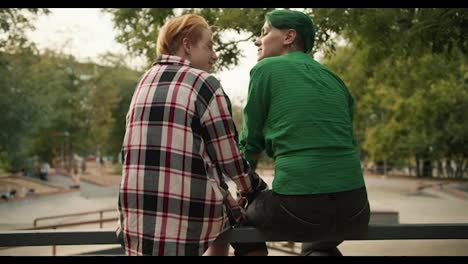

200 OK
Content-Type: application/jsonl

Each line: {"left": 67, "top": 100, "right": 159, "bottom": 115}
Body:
{"left": 237, "top": 170, "right": 268, "bottom": 208}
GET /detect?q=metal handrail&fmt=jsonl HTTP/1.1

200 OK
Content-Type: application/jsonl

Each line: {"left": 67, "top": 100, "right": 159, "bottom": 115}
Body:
{"left": 25, "top": 209, "right": 118, "bottom": 256}
{"left": 33, "top": 208, "right": 117, "bottom": 228}
{"left": 28, "top": 216, "right": 118, "bottom": 256}
{"left": 25, "top": 218, "right": 118, "bottom": 230}
{"left": 2, "top": 223, "right": 468, "bottom": 247}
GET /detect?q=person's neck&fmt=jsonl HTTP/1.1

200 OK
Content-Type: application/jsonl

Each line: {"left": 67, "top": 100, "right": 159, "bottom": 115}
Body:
{"left": 174, "top": 49, "right": 190, "bottom": 61}
{"left": 287, "top": 50, "right": 303, "bottom": 54}
{"left": 281, "top": 48, "right": 303, "bottom": 56}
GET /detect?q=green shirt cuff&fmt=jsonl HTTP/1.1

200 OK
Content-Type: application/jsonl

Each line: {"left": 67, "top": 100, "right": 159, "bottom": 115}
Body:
{"left": 243, "top": 149, "right": 258, "bottom": 170}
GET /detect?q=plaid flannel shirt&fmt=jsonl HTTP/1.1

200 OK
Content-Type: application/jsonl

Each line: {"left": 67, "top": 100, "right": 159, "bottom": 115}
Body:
{"left": 117, "top": 55, "right": 252, "bottom": 256}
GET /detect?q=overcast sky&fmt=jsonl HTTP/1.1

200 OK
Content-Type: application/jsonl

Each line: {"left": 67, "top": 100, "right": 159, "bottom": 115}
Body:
{"left": 26, "top": 8, "right": 258, "bottom": 104}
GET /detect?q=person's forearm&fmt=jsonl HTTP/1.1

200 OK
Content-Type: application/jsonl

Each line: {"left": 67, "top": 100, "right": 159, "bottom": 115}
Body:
{"left": 244, "top": 151, "right": 260, "bottom": 171}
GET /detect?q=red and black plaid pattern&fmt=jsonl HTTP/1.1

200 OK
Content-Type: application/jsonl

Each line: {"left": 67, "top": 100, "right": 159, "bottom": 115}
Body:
{"left": 116, "top": 55, "right": 252, "bottom": 256}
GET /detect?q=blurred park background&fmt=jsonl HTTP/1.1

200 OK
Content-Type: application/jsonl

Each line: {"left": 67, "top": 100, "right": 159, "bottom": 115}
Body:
{"left": 1, "top": 8, "right": 466, "bottom": 180}
{"left": 0, "top": 8, "right": 467, "bottom": 256}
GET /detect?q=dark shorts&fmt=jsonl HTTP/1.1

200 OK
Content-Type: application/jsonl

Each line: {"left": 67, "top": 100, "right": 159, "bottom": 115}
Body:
{"left": 230, "top": 186, "right": 370, "bottom": 256}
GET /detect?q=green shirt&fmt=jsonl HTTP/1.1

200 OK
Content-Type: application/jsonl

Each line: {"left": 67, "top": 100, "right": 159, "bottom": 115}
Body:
{"left": 239, "top": 51, "right": 365, "bottom": 195}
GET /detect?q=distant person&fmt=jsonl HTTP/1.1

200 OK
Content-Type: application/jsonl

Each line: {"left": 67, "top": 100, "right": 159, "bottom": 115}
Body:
{"left": 72, "top": 158, "right": 79, "bottom": 175}
{"left": 116, "top": 13, "right": 265, "bottom": 256}
{"left": 69, "top": 175, "right": 80, "bottom": 189}
{"left": 39, "top": 162, "right": 50, "bottom": 181}
{"left": 81, "top": 159, "right": 86, "bottom": 174}
{"left": 33, "top": 160, "right": 40, "bottom": 178}
{"left": 235, "top": 9, "right": 370, "bottom": 256}
{"left": 70, "top": 166, "right": 81, "bottom": 189}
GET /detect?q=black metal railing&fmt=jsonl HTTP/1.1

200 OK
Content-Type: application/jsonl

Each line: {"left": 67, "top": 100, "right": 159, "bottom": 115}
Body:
{"left": 33, "top": 209, "right": 117, "bottom": 229}
{"left": 1, "top": 223, "right": 468, "bottom": 255}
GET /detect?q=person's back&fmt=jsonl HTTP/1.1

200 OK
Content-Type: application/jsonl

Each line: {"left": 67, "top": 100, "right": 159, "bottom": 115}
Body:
{"left": 249, "top": 51, "right": 364, "bottom": 195}
{"left": 117, "top": 14, "right": 256, "bottom": 256}
{"left": 235, "top": 9, "right": 370, "bottom": 256}
{"left": 119, "top": 53, "right": 223, "bottom": 257}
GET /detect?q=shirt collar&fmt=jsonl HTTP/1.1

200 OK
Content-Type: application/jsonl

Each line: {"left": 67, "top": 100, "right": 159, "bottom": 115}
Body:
{"left": 287, "top": 51, "right": 308, "bottom": 57}
{"left": 154, "top": 54, "right": 191, "bottom": 67}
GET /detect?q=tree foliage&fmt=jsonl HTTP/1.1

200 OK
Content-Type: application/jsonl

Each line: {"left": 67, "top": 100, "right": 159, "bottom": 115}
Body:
{"left": 2, "top": 8, "right": 467, "bottom": 179}
{"left": 104, "top": 8, "right": 275, "bottom": 71}
{"left": 0, "top": 8, "right": 49, "bottom": 52}
{"left": 324, "top": 42, "right": 467, "bottom": 178}
{"left": 0, "top": 47, "right": 141, "bottom": 171}
{"left": 105, "top": 8, "right": 467, "bottom": 70}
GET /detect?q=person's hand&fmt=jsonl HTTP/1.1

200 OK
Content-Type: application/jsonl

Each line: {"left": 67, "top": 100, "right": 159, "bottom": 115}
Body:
{"left": 229, "top": 204, "right": 247, "bottom": 227}
{"left": 237, "top": 170, "right": 268, "bottom": 208}
{"left": 236, "top": 195, "right": 248, "bottom": 208}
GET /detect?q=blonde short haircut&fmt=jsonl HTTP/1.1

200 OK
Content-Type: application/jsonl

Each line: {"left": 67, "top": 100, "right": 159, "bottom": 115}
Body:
{"left": 156, "top": 14, "right": 210, "bottom": 57}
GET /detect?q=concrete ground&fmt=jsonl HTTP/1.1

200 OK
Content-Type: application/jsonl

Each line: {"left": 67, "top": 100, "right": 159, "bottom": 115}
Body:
{"left": 339, "top": 175, "right": 468, "bottom": 256}
{"left": 0, "top": 171, "right": 467, "bottom": 256}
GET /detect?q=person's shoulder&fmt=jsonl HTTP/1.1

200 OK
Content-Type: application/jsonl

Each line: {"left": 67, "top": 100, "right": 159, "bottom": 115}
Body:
{"left": 185, "top": 67, "right": 222, "bottom": 89}
{"left": 249, "top": 57, "right": 285, "bottom": 78}
{"left": 252, "top": 56, "right": 286, "bottom": 71}
{"left": 318, "top": 63, "right": 348, "bottom": 86}
{"left": 252, "top": 53, "right": 312, "bottom": 74}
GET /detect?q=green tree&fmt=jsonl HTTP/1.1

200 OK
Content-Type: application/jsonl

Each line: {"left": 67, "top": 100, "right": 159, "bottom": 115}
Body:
{"left": 95, "top": 53, "right": 142, "bottom": 158}
{"left": 0, "top": 45, "right": 143, "bottom": 171}
{"left": 0, "top": 48, "right": 53, "bottom": 170}
{"left": 324, "top": 44, "right": 468, "bottom": 178}
{"left": 0, "top": 8, "right": 49, "bottom": 52}
{"left": 105, "top": 8, "right": 467, "bottom": 72}
{"left": 105, "top": 8, "right": 468, "bottom": 178}
{"left": 311, "top": 8, "right": 467, "bottom": 60}
{"left": 104, "top": 8, "right": 273, "bottom": 72}
{"left": 29, "top": 52, "right": 143, "bottom": 163}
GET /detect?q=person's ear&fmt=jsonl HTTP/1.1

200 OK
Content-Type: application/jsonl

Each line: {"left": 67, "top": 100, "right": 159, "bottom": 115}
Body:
{"left": 182, "top": 37, "right": 191, "bottom": 55}
{"left": 284, "top": 29, "right": 297, "bottom": 46}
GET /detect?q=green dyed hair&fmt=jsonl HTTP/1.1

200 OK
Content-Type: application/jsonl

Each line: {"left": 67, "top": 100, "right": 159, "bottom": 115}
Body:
{"left": 265, "top": 9, "right": 316, "bottom": 53}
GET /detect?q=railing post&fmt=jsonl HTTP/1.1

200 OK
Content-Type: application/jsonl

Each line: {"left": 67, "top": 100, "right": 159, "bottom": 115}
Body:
{"left": 100, "top": 211, "right": 103, "bottom": 229}
{"left": 52, "top": 227, "right": 57, "bottom": 256}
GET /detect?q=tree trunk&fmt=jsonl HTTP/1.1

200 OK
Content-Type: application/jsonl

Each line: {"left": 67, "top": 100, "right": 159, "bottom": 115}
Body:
{"left": 416, "top": 155, "right": 421, "bottom": 177}
{"left": 422, "top": 159, "right": 433, "bottom": 178}
{"left": 383, "top": 159, "right": 388, "bottom": 176}
{"left": 437, "top": 160, "right": 444, "bottom": 178}
{"left": 462, "top": 160, "right": 468, "bottom": 178}
{"left": 445, "top": 159, "right": 454, "bottom": 178}
{"left": 455, "top": 158, "right": 463, "bottom": 179}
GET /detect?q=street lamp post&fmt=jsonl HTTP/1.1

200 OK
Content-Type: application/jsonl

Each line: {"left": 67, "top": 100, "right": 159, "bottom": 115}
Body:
{"left": 52, "top": 131, "right": 71, "bottom": 174}
{"left": 63, "top": 131, "right": 70, "bottom": 173}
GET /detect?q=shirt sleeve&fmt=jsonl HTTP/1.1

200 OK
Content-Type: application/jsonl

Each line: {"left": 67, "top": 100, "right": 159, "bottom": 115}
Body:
{"left": 200, "top": 87, "right": 252, "bottom": 193}
{"left": 239, "top": 65, "right": 271, "bottom": 168}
